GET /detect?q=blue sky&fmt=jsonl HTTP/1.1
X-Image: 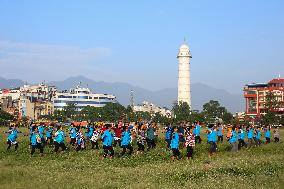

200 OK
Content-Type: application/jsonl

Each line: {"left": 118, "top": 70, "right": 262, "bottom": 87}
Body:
{"left": 0, "top": 0, "right": 283, "bottom": 94}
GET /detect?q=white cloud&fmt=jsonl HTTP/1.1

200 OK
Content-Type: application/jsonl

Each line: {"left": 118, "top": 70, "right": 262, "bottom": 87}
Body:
{"left": 0, "top": 40, "right": 111, "bottom": 82}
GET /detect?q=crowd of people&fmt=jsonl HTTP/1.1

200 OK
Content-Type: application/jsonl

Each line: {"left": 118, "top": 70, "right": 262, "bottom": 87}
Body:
{"left": 2, "top": 121, "right": 282, "bottom": 160}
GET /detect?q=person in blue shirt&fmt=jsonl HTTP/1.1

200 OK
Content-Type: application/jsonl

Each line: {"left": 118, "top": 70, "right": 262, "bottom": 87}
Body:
{"left": 237, "top": 126, "right": 246, "bottom": 149}
{"left": 38, "top": 124, "right": 45, "bottom": 145}
{"left": 217, "top": 123, "right": 223, "bottom": 142}
{"left": 164, "top": 125, "right": 172, "bottom": 149}
{"left": 229, "top": 126, "right": 238, "bottom": 152}
{"left": 54, "top": 125, "right": 66, "bottom": 153}
{"left": 30, "top": 126, "right": 44, "bottom": 156}
{"left": 170, "top": 126, "right": 180, "bottom": 161}
{"left": 206, "top": 124, "right": 217, "bottom": 156}
{"left": 264, "top": 126, "right": 271, "bottom": 144}
{"left": 69, "top": 124, "right": 77, "bottom": 146}
{"left": 45, "top": 124, "right": 54, "bottom": 145}
{"left": 4, "top": 125, "right": 22, "bottom": 151}
{"left": 193, "top": 122, "right": 202, "bottom": 144}
{"left": 120, "top": 126, "right": 133, "bottom": 156}
{"left": 75, "top": 127, "right": 85, "bottom": 152}
{"left": 85, "top": 124, "right": 94, "bottom": 144}
{"left": 247, "top": 126, "right": 254, "bottom": 148}
{"left": 255, "top": 127, "right": 261, "bottom": 146}
{"left": 101, "top": 124, "right": 114, "bottom": 159}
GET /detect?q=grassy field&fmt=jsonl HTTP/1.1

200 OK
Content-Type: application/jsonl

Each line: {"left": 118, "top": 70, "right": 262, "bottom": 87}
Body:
{"left": 0, "top": 127, "right": 284, "bottom": 189}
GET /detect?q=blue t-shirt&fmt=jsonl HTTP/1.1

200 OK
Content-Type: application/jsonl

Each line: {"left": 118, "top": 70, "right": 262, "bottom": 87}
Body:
{"left": 70, "top": 127, "right": 77, "bottom": 139}
{"left": 121, "top": 131, "right": 131, "bottom": 146}
{"left": 7, "top": 129, "right": 18, "bottom": 142}
{"left": 247, "top": 129, "right": 253, "bottom": 139}
{"left": 102, "top": 130, "right": 113, "bottom": 146}
{"left": 207, "top": 129, "right": 217, "bottom": 142}
{"left": 256, "top": 130, "right": 261, "bottom": 139}
{"left": 86, "top": 127, "right": 94, "bottom": 138}
{"left": 46, "top": 127, "right": 53, "bottom": 138}
{"left": 217, "top": 127, "right": 223, "bottom": 136}
{"left": 30, "top": 132, "right": 40, "bottom": 146}
{"left": 38, "top": 126, "right": 45, "bottom": 138}
{"left": 165, "top": 129, "right": 172, "bottom": 140}
{"left": 193, "top": 125, "right": 201, "bottom": 136}
{"left": 229, "top": 131, "right": 237, "bottom": 143}
{"left": 170, "top": 132, "right": 179, "bottom": 149}
{"left": 55, "top": 130, "right": 65, "bottom": 143}
{"left": 238, "top": 130, "right": 245, "bottom": 140}
{"left": 265, "top": 129, "right": 270, "bottom": 138}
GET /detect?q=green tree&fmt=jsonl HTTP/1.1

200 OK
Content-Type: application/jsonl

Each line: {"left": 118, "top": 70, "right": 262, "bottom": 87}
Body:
{"left": 262, "top": 91, "right": 281, "bottom": 125}
{"left": 202, "top": 100, "right": 233, "bottom": 124}
{"left": 172, "top": 102, "right": 192, "bottom": 123}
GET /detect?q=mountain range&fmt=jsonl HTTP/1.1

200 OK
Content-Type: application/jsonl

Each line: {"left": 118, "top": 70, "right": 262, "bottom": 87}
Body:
{"left": 0, "top": 76, "right": 244, "bottom": 113}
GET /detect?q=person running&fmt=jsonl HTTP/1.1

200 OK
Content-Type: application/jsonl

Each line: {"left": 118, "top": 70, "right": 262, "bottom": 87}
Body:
{"left": 120, "top": 126, "right": 133, "bottom": 156}
{"left": 273, "top": 127, "right": 280, "bottom": 143}
{"left": 54, "top": 125, "right": 66, "bottom": 153}
{"left": 38, "top": 124, "right": 46, "bottom": 146}
{"left": 264, "top": 126, "right": 271, "bottom": 144}
{"left": 193, "top": 122, "right": 202, "bottom": 144}
{"left": 170, "top": 126, "right": 180, "bottom": 161}
{"left": 206, "top": 124, "right": 217, "bottom": 156}
{"left": 69, "top": 124, "right": 77, "bottom": 146}
{"left": 4, "top": 125, "right": 22, "bottom": 151}
{"left": 101, "top": 124, "right": 114, "bottom": 159}
{"left": 238, "top": 126, "right": 246, "bottom": 149}
{"left": 146, "top": 123, "right": 156, "bottom": 150}
{"left": 45, "top": 124, "right": 54, "bottom": 145}
{"left": 75, "top": 127, "right": 85, "bottom": 151}
{"left": 247, "top": 126, "right": 254, "bottom": 147}
{"left": 113, "top": 123, "right": 122, "bottom": 147}
{"left": 136, "top": 124, "right": 146, "bottom": 153}
{"left": 164, "top": 125, "right": 172, "bottom": 149}
{"left": 217, "top": 123, "right": 223, "bottom": 142}
{"left": 185, "top": 127, "right": 195, "bottom": 160}
{"left": 228, "top": 126, "right": 238, "bottom": 152}
{"left": 30, "top": 126, "right": 44, "bottom": 156}
{"left": 255, "top": 127, "right": 261, "bottom": 146}
{"left": 90, "top": 126, "right": 100, "bottom": 149}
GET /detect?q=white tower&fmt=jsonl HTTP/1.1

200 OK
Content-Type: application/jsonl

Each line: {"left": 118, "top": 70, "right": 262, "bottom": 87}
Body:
{"left": 177, "top": 39, "right": 192, "bottom": 108}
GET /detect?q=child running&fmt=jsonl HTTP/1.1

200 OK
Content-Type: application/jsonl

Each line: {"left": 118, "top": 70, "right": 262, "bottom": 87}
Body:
{"left": 90, "top": 126, "right": 100, "bottom": 149}
{"left": 206, "top": 124, "right": 217, "bottom": 156}
{"left": 4, "top": 125, "right": 22, "bottom": 151}
{"left": 193, "top": 122, "right": 202, "bottom": 144}
{"left": 54, "top": 125, "right": 66, "bottom": 153}
{"left": 75, "top": 127, "right": 85, "bottom": 151}
{"left": 264, "top": 126, "right": 271, "bottom": 144}
{"left": 273, "top": 127, "right": 280, "bottom": 142}
{"left": 120, "top": 126, "right": 133, "bottom": 156}
{"left": 136, "top": 124, "right": 146, "bottom": 153}
{"left": 185, "top": 127, "right": 195, "bottom": 160}
{"left": 217, "top": 123, "right": 223, "bottom": 142}
{"left": 45, "top": 124, "right": 54, "bottom": 145}
{"left": 170, "top": 126, "right": 180, "bottom": 161}
{"left": 69, "top": 124, "right": 77, "bottom": 146}
{"left": 101, "top": 124, "right": 114, "bottom": 159}
{"left": 30, "top": 126, "right": 44, "bottom": 156}
{"left": 228, "top": 126, "right": 238, "bottom": 152}
{"left": 238, "top": 126, "right": 246, "bottom": 149}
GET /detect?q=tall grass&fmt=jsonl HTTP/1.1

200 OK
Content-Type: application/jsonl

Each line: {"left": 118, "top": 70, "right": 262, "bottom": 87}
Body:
{"left": 0, "top": 127, "right": 283, "bottom": 189}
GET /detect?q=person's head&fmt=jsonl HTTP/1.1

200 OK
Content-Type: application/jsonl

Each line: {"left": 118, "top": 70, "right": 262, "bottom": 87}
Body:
{"left": 105, "top": 124, "right": 111, "bottom": 130}
{"left": 232, "top": 126, "right": 236, "bottom": 131}
{"left": 173, "top": 126, "right": 178, "bottom": 132}
{"left": 32, "top": 126, "right": 38, "bottom": 132}
{"left": 57, "top": 125, "right": 62, "bottom": 131}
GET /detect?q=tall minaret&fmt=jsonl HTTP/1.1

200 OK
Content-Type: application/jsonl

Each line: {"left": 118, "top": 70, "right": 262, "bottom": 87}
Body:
{"left": 177, "top": 39, "right": 192, "bottom": 108}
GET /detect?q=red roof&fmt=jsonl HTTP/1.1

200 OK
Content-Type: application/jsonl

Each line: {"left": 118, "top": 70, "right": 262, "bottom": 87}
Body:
{"left": 268, "top": 78, "right": 284, "bottom": 84}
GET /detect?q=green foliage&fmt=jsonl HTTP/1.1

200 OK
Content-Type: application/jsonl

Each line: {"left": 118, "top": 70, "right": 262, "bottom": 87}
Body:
{"left": 202, "top": 100, "right": 233, "bottom": 124}
{"left": 0, "top": 110, "right": 14, "bottom": 121}
{"left": 172, "top": 102, "right": 192, "bottom": 122}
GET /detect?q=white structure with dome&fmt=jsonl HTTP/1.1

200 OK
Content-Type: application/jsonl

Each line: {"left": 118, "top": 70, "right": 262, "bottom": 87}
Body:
{"left": 177, "top": 39, "right": 192, "bottom": 108}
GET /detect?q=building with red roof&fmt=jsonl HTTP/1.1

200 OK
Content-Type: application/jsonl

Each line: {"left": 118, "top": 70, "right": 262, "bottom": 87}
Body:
{"left": 244, "top": 77, "right": 284, "bottom": 117}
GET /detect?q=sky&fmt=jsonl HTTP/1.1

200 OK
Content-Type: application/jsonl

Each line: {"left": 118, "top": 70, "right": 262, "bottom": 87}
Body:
{"left": 0, "top": 0, "right": 284, "bottom": 94}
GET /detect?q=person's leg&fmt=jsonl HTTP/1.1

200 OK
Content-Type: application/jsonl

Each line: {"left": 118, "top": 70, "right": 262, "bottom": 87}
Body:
{"left": 152, "top": 139, "right": 156, "bottom": 148}
{"left": 128, "top": 145, "right": 133, "bottom": 155}
{"left": 188, "top": 146, "right": 193, "bottom": 159}
{"left": 31, "top": 145, "right": 36, "bottom": 155}
{"left": 91, "top": 141, "right": 95, "bottom": 149}
{"left": 54, "top": 142, "right": 59, "bottom": 152}
{"left": 186, "top": 146, "right": 190, "bottom": 159}
{"left": 39, "top": 144, "right": 44, "bottom": 154}
{"left": 103, "top": 145, "right": 108, "bottom": 158}
{"left": 14, "top": 143, "right": 19, "bottom": 151}
{"left": 7, "top": 140, "right": 12, "bottom": 150}
{"left": 61, "top": 143, "right": 66, "bottom": 151}
{"left": 109, "top": 146, "right": 114, "bottom": 158}
{"left": 121, "top": 146, "right": 126, "bottom": 156}
{"left": 95, "top": 141, "right": 99, "bottom": 149}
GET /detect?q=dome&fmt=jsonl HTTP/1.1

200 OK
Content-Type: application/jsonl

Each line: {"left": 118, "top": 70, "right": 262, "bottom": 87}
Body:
{"left": 177, "top": 41, "right": 192, "bottom": 58}
{"left": 179, "top": 43, "right": 189, "bottom": 50}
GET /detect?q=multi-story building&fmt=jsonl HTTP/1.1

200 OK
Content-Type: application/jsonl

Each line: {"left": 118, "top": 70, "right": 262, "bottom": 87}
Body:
{"left": 133, "top": 101, "right": 172, "bottom": 117}
{"left": 244, "top": 77, "right": 284, "bottom": 117}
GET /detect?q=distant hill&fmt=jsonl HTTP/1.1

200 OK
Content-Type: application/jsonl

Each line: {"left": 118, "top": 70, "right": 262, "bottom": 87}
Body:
{"left": 50, "top": 76, "right": 244, "bottom": 113}
{"left": 0, "top": 76, "right": 26, "bottom": 89}
{"left": 0, "top": 76, "right": 244, "bottom": 112}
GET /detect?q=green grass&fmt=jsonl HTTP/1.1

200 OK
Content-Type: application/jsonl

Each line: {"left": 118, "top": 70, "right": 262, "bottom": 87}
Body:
{"left": 0, "top": 127, "right": 284, "bottom": 189}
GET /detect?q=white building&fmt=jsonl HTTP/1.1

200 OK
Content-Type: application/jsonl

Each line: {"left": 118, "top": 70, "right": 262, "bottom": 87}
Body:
{"left": 0, "top": 89, "right": 21, "bottom": 100}
{"left": 133, "top": 101, "right": 171, "bottom": 117}
{"left": 177, "top": 39, "right": 192, "bottom": 108}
